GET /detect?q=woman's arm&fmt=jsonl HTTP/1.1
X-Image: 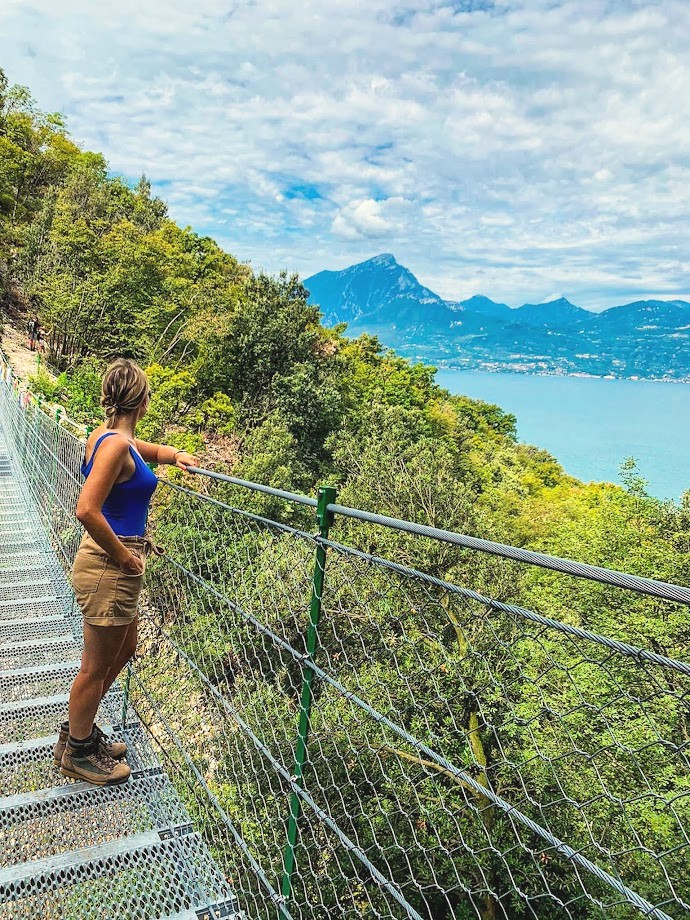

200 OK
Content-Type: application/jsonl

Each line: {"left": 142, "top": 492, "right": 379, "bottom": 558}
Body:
{"left": 75, "top": 436, "right": 142, "bottom": 570}
{"left": 134, "top": 438, "right": 199, "bottom": 469}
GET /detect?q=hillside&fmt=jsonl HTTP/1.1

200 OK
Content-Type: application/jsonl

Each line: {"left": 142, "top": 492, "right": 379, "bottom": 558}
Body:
{"left": 306, "top": 256, "right": 690, "bottom": 379}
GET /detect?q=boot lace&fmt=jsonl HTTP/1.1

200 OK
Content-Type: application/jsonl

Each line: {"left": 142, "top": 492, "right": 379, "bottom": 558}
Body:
{"left": 90, "top": 744, "right": 117, "bottom": 772}
{"left": 93, "top": 724, "right": 116, "bottom": 752}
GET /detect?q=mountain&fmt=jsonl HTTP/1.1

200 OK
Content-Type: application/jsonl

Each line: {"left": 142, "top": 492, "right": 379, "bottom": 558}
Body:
{"left": 453, "top": 295, "right": 512, "bottom": 319}
{"left": 515, "top": 297, "right": 590, "bottom": 328}
{"left": 305, "top": 253, "right": 448, "bottom": 329}
{"left": 305, "top": 255, "right": 690, "bottom": 380}
{"left": 597, "top": 299, "right": 690, "bottom": 332}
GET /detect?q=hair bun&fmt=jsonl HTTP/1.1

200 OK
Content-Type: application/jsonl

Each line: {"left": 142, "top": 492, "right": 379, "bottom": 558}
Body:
{"left": 100, "top": 358, "right": 149, "bottom": 429}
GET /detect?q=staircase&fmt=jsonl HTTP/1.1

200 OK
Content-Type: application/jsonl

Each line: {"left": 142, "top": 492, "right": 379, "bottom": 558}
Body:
{"left": 0, "top": 428, "right": 243, "bottom": 919}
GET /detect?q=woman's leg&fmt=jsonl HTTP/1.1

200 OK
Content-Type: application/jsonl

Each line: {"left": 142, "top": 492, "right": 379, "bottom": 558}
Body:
{"left": 68, "top": 621, "right": 131, "bottom": 739}
{"left": 101, "top": 617, "right": 138, "bottom": 700}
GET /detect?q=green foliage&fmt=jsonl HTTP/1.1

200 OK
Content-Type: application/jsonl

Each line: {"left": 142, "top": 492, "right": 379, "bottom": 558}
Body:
{"left": 27, "top": 366, "right": 63, "bottom": 402}
{"left": 137, "top": 363, "right": 196, "bottom": 441}
{"left": 229, "top": 413, "right": 312, "bottom": 522}
{"left": 61, "top": 357, "right": 104, "bottom": 423}
{"left": 187, "top": 392, "right": 236, "bottom": 436}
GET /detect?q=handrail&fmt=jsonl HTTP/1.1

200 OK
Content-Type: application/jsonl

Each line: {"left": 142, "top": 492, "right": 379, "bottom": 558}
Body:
{"left": 187, "top": 466, "right": 318, "bottom": 508}
{"left": 184, "top": 465, "right": 690, "bottom": 606}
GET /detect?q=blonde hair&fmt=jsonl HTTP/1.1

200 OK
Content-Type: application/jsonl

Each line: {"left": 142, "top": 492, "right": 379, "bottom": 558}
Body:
{"left": 101, "top": 359, "right": 149, "bottom": 429}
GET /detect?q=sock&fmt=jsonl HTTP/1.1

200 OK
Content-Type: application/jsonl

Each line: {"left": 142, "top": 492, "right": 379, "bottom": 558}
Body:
{"left": 68, "top": 729, "right": 96, "bottom": 749}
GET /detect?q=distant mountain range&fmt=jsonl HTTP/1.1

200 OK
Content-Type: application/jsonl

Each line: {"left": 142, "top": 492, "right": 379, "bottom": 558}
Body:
{"left": 305, "top": 254, "right": 690, "bottom": 380}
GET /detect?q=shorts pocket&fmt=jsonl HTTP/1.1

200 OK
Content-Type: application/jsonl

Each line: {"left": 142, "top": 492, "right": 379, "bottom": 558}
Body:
{"left": 112, "top": 570, "right": 145, "bottom": 617}
{"left": 72, "top": 549, "right": 110, "bottom": 595}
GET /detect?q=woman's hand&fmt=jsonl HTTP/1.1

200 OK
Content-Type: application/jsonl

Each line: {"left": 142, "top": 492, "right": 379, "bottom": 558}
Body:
{"left": 174, "top": 451, "right": 199, "bottom": 471}
{"left": 119, "top": 551, "right": 145, "bottom": 576}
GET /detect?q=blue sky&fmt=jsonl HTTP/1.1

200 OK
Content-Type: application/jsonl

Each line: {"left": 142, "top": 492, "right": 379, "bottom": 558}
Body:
{"left": 2, "top": 0, "right": 689, "bottom": 308}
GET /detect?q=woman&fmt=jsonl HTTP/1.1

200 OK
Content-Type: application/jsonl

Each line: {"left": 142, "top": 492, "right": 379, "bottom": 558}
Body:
{"left": 54, "top": 358, "right": 198, "bottom": 785}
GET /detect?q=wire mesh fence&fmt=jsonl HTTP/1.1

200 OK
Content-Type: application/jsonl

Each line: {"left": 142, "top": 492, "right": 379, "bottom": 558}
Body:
{"left": 0, "top": 350, "right": 688, "bottom": 920}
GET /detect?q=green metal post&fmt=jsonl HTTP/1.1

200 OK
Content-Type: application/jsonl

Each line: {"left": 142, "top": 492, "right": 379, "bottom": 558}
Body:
{"left": 121, "top": 663, "right": 132, "bottom": 727}
{"left": 279, "top": 485, "right": 336, "bottom": 918}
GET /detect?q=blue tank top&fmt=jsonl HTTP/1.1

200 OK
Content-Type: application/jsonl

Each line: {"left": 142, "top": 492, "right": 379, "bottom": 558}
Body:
{"left": 82, "top": 432, "right": 158, "bottom": 537}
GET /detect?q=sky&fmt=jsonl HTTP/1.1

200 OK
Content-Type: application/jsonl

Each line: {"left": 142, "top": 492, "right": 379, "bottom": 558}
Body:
{"left": 2, "top": 0, "right": 690, "bottom": 309}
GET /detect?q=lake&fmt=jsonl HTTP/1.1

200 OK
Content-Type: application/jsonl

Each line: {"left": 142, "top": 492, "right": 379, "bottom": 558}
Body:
{"left": 434, "top": 370, "right": 688, "bottom": 502}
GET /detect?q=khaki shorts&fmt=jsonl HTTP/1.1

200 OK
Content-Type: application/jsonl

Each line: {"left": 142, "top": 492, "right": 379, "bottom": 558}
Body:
{"left": 72, "top": 532, "right": 163, "bottom": 627}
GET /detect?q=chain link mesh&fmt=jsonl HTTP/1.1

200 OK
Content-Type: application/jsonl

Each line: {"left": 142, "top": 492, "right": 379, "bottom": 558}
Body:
{"left": 0, "top": 353, "right": 688, "bottom": 920}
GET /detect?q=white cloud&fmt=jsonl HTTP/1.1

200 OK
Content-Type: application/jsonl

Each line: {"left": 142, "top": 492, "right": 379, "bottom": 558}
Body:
{"left": 332, "top": 197, "right": 412, "bottom": 240}
{"left": 2, "top": 0, "right": 690, "bottom": 306}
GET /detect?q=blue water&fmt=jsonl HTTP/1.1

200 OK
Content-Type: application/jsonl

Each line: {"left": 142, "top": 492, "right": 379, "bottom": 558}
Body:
{"left": 435, "top": 370, "right": 689, "bottom": 502}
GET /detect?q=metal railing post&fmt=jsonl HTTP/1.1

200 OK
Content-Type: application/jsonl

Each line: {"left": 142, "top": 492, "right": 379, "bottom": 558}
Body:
{"left": 279, "top": 484, "right": 336, "bottom": 917}
{"left": 121, "top": 663, "right": 132, "bottom": 728}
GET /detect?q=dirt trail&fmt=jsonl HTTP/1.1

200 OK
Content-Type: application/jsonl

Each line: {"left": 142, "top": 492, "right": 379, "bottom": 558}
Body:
{"left": 2, "top": 322, "right": 57, "bottom": 385}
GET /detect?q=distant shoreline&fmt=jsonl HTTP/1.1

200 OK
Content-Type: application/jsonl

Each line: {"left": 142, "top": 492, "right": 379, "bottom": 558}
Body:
{"left": 425, "top": 362, "right": 690, "bottom": 385}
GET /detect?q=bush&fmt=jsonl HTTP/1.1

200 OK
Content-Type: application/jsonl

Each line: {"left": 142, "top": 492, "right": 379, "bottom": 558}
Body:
{"left": 62, "top": 357, "right": 104, "bottom": 423}
{"left": 28, "top": 367, "right": 64, "bottom": 402}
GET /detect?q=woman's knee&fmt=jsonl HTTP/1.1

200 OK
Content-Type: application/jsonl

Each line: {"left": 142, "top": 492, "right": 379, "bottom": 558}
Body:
{"left": 75, "top": 662, "right": 107, "bottom": 685}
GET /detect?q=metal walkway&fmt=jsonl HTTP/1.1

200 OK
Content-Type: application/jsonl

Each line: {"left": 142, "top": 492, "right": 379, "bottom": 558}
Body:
{"left": 0, "top": 427, "right": 241, "bottom": 919}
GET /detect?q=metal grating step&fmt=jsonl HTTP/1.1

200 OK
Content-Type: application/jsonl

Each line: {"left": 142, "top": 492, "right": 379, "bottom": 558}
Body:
{"left": 0, "top": 771, "right": 190, "bottom": 868}
{"left": 0, "top": 581, "right": 60, "bottom": 602}
{"left": 0, "top": 598, "right": 75, "bottom": 625}
{"left": 0, "top": 614, "right": 75, "bottom": 644}
{"left": 0, "top": 661, "right": 81, "bottom": 703}
{"left": 0, "top": 575, "right": 54, "bottom": 593}
{"left": 0, "top": 636, "right": 82, "bottom": 670}
{"left": 0, "top": 526, "right": 36, "bottom": 538}
{"left": 0, "top": 533, "right": 45, "bottom": 547}
{"left": 0, "top": 522, "right": 43, "bottom": 535}
{"left": 0, "top": 830, "right": 240, "bottom": 920}
{"left": 0, "top": 551, "right": 53, "bottom": 570}
{"left": 0, "top": 551, "right": 61, "bottom": 570}
{"left": 0, "top": 692, "right": 123, "bottom": 745}
{"left": 0, "top": 574, "right": 61, "bottom": 594}
{"left": 0, "top": 722, "right": 160, "bottom": 797}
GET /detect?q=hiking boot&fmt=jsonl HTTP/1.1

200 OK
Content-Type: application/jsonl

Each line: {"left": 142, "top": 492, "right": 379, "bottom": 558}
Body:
{"left": 53, "top": 722, "right": 127, "bottom": 767}
{"left": 60, "top": 738, "right": 131, "bottom": 786}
